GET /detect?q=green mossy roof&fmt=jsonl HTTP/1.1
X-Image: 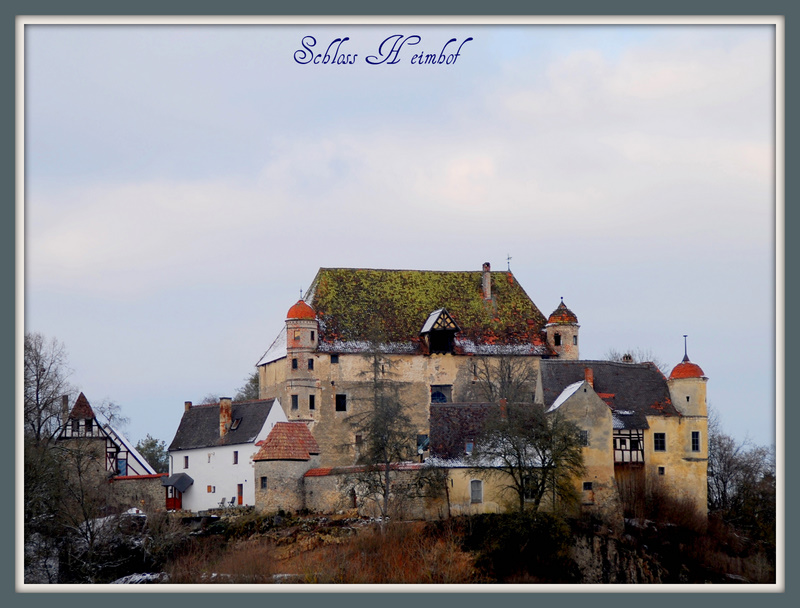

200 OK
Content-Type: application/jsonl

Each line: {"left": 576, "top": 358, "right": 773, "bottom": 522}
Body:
{"left": 309, "top": 268, "right": 547, "bottom": 347}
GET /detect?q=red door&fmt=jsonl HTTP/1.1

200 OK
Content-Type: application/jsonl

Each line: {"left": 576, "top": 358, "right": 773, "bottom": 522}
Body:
{"left": 166, "top": 488, "right": 182, "bottom": 511}
{"left": 237, "top": 484, "right": 243, "bottom": 505}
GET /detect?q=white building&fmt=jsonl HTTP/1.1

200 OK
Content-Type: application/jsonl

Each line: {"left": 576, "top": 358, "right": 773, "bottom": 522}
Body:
{"left": 165, "top": 398, "right": 286, "bottom": 512}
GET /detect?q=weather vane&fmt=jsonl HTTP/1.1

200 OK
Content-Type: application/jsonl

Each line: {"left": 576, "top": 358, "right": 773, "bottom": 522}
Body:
{"left": 507, "top": 254, "right": 512, "bottom": 271}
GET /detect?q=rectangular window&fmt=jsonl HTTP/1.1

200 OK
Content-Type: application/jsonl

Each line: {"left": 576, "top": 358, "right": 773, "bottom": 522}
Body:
{"left": 183, "top": 455, "right": 189, "bottom": 469}
{"left": 233, "top": 450, "right": 239, "bottom": 464}
{"left": 653, "top": 433, "right": 666, "bottom": 452}
{"left": 293, "top": 329, "right": 300, "bottom": 340}
{"left": 573, "top": 335, "right": 578, "bottom": 345}
{"left": 691, "top": 431, "right": 701, "bottom": 452}
{"left": 630, "top": 439, "right": 639, "bottom": 450}
{"left": 355, "top": 434, "right": 362, "bottom": 445}
{"left": 291, "top": 358, "right": 298, "bottom": 369}
{"left": 86, "top": 418, "right": 93, "bottom": 433}
{"left": 331, "top": 354, "right": 339, "bottom": 364}
{"left": 291, "top": 394, "right": 299, "bottom": 410}
{"left": 417, "top": 434, "right": 429, "bottom": 453}
{"left": 583, "top": 482, "right": 593, "bottom": 491}
{"left": 579, "top": 430, "right": 589, "bottom": 446}
{"left": 309, "top": 395, "right": 315, "bottom": 410}
{"left": 470, "top": 479, "right": 483, "bottom": 504}
{"left": 207, "top": 485, "right": 215, "bottom": 493}
{"left": 465, "top": 441, "right": 474, "bottom": 456}
{"left": 658, "top": 466, "right": 666, "bottom": 476}
{"left": 72, "top": 419, "right": 79, "bottom": 434}
{"left": 260, "top": 477, "right": 267, "bottom": 490}
{"left": 117, "top": 458, "right": 127, "bottom": 476}
{"left": 335, "top": 394, "right": 347, "bottom": 412}
{"left": 310, "top": 331, "right": 315, "bottom": 341}
{"left": 308, "top": 358, "right": 314, "bottom": 371}
{"left": 430, "top": 385, "right": 453, "bottom": 404}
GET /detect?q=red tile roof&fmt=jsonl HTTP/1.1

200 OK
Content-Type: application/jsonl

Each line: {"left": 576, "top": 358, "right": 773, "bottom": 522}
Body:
{"left": 669, "top": 359, "right": 705, "bottom": 379}
{"left": 69, "top": 392, "right": 96, "bottom": 420}
{"left": 547, "top": 300, "right": 578, "bottom": 325}
{"left": 287, "top": 299, "right": 316, "bottom": 320}
{"left": 253, "top": 422, "right": 320, "bottom": 461}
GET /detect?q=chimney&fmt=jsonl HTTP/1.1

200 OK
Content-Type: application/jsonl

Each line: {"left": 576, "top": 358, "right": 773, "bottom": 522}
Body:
{"left": 61, "top": 395, "right": 70, "bottom": 424}
{"left": 584, "top": 367, "right": 594, "bottom": 388}
{"left": 219, "top": 397, "right": 232, "bottom": 437}
{"left": 482, "top": 262, "right": 492, "bottom": 300}
{"left": 184, "top": 401, "right": 192, "bottom": 412}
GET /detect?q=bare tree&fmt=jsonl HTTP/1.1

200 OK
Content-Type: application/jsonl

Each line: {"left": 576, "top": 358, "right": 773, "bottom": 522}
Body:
{"left": 474, "top": 404, "right": 585, "bottom": 514}
{"left": 707, "top": 406, "right": 775, "bottom": 540}
{"left": 604, "top": 347, "right": 669, "bottom": 375}
{"left": 346, "top": 348, "right": 417, "bottom": 533}
{"left": 473, "top": 356, "right": 537, "bottom": 403}
{"left": 24, "top": 332, "right": 75, "bottom": 443}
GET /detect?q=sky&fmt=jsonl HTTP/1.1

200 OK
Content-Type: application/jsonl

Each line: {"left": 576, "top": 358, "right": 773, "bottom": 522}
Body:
{"left": 23, "top": 22, "right": 776, "bottom": 449}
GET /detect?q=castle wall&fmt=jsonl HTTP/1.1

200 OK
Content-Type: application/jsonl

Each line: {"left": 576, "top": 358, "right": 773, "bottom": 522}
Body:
{"left": 261, "top": 351, "right": 541, "bottom": 468}
{"left": 644, "top": 416, "right": 708, "bottom": 514}
{"left": 553, "top": 384, "right": 620, "bottom": 517}
{"left": 254, "top": 457, "right": 319, "bottom": 513}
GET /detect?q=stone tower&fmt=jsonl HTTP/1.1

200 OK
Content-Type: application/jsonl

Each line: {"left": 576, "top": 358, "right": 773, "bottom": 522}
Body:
{"left": 284, "top": 299, "right": 319, "bottom": 420}
{"left": 667, "top": 350, "right": 708, "bottom": 418}
{"left": 545, "top": 299, "right": 580, "bottom": 360}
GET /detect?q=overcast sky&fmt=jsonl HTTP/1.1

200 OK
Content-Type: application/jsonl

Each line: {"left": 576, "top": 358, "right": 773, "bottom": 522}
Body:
{"left": 24, "top": 23, "right": 776, "bottom": 449}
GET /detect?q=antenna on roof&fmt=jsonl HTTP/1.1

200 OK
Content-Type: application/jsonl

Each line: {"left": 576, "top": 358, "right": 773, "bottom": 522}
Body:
{"left": 507, "top": 254, "right": 512, "bottom": 271}
{"left": 300, "top": 287, "right": 303, "bottom": 299}
{"left": 683, "top": 335, "right": 689, "bottom": 361}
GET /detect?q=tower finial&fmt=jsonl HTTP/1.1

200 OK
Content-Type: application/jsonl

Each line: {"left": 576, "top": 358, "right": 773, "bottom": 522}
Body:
{"left": 507, "top": 254, "right": 512, "bottom": 271}
{"left": 683, "top": 335, "right": 689, "bottom": 362}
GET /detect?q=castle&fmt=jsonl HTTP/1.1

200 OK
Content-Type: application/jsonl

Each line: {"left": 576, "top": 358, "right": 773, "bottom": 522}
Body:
{"left": 233, "top": 263, "right": 708, "bottom": 517}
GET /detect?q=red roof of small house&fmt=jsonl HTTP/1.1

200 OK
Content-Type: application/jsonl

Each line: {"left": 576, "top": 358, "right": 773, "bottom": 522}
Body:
{"left": 253, "top": 422, "right": 320, "bottom": 461}
{"left": 69, "top": 392, "right": 96, "bottom": 420}
{"left": 669, "top": 357, "right": 705, "bottom": 379}
{"left": 547, "top": 300, "right": 578, "bottom": 325}
{"left": 287, "top": 299, "right": 316, "bottom": 320}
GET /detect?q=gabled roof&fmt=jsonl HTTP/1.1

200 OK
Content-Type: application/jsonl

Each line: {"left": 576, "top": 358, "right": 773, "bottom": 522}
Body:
{"left": 168, "top": 399, "right": 279, "bottom": 451}
{"left": 307, "top": 267, "right": 549, "bottom": 354}
{"left": 69, "top": 392, "right": 95, "bottom": 419}
{"left": 253, "top": 422, "right": 320, "bottom": 461}
{"left": 540, "top": 360, "right": 679, "bottom": 423}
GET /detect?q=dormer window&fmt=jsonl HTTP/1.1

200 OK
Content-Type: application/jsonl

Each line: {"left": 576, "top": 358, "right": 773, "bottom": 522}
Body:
{"left": 420, "top": 308, "right": 460, "bottom": 355}
{"left": 230, "top": 418, "right": 242, "bottom": 431}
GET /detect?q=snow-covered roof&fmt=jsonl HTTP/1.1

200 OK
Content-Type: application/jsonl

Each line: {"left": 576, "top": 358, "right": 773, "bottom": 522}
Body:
{"left": 102, "top": 423, "right": 157, "bottom": 475}
{"left": 546, "top": 380, "right": 584, "bottom": 413}
{"left": 257, "top": 326, "right": 287, "bottom": 366}
{"left": 420, "top": 309, "right": 445, "bottom": 333}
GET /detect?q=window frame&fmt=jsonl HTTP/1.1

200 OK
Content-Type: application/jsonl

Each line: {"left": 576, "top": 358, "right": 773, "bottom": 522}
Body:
{"left": 691, "top": 431, "right": 701, "bottom": 452}
{"left": 233, "top": 450, "right": 239, "bottom": 465}
{"left": 470, "top": 479, "right": 483, "bottom": 504}
{"left": 308, "top": 358, "right": 314, "bottom": 371}
{"left": 291, "top": 394, "right": 299, "bottom": 410}
{"left": 335, "top": 393, "right": 347, "bottom": 412}
{"left": 309, "top": 394, "right": 315, "bottom": 410}
{"left": 653, "top": 432, "right": 666, "bottom": 452}
{"left": 260, "top": 476, "right": 268, "bottom": 490}
{"left": 183, "top": 455, "right": 189, "bottom": 469}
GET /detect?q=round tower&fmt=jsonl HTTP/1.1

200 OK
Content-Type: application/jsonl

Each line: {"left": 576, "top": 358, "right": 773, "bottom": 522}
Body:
{"left": 545, "top": 299, "right": 579, "bottom": 360}
{"left": 284, "top": 299, "right": 320, "bottom": 420}
{"left": 286, "top": 299, "right": 318, "bottom": 352}
{"left": 667, "top": 350, "right": 707, "bottom": 417}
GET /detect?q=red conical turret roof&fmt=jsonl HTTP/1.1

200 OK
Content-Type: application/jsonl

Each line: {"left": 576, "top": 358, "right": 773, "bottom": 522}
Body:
{"left": 547, "top": 299, "right": 578, "bottom": 325}
{"left": 286, "top": 299, "right": 315, "bottom": 320}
